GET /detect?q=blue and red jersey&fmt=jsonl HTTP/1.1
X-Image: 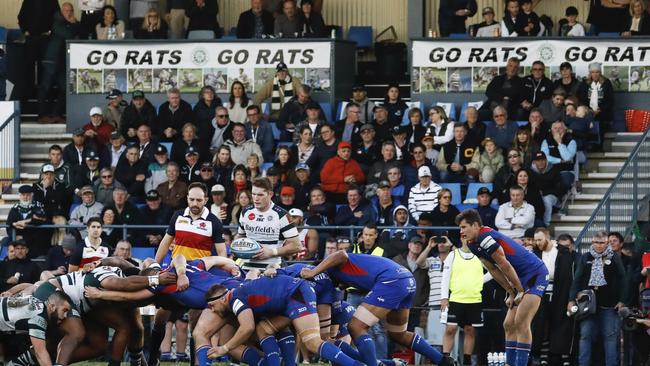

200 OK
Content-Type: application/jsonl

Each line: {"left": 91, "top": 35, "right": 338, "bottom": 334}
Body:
{"left": 277, "top": 263, "right": 336, "bottom": 304}
{"left": 467, "top": 227, "right": 545, "bottom": 279}
{"left": 227, "top": 275, "right": 313, "bottom": 318}
{"left": 326, "top": 253, "right": 413, "bottom": 292}
{"left": 151, "top": 259, "right": 241, "bottom": 309}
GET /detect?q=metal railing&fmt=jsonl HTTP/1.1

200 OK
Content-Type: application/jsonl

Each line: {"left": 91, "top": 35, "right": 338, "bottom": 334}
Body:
{"left": 575, "top": 128, "right": 650, "bottom": 250}
{"left": 0, "top": 101, "right": 20, "bottom": 181}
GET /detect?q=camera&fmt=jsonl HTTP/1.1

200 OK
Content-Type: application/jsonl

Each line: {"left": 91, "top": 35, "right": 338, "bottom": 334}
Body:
{"left": 619, "top": 307, "right": 649, "bottom": 331}
{"left": 433, "top": 236, "right": 446, "bottom": 244}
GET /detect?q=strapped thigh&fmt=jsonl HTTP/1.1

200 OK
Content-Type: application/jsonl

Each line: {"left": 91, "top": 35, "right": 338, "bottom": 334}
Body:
{"left": 297, "top": 327, "right": 321, "bottom": 342}
{"left": 352, "top": 305, "right": 380, "bottom": 327}
{"left": 259, "top": 318, "right": 279, "bottom": 335}
{"left": 385, "top": 322, "right": 407, "bottom": 333}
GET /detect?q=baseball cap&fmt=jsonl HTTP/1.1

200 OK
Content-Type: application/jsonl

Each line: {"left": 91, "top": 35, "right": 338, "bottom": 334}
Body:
{"left": 89, "top": 106, "right": 103, "bottom": 116}
{"left": 534, "top": 151, "right": 547, "bottom": 160}
{"left": 295, "top": 163, "right": 310, "bottom": 172}
{"left": 288, "top": 208, "right": 304, "bottom": 217}
{"left": 392, "top": 125, "right": 407, "bottom": 135}
{"left": 338, "top": 141, "right": 352, "bottom": 149}
{"left": 418, "top": 166, "right": 432, "bottom": 178}
{"left": 200, "top": 162, "right": 212, "bottom": 169}
{"left": 276, "top": 62, "right": 288, "bottom": 72}
{"left": 482, "top": 6, "right": 494, "bottom": 15}
{"left": 377, "top": 180, "right": 391, "bottom": 189}
{"left": 185, "top": 146, "right": 199, "bottom": 156}
{"left": 154, "top": 144, "right": 168, "bottom": 155}
{"left": 106, "top": 89, "right": 123, "bottom": 99}
{"left": 360, "top": 124, "right": 374, "bottom": 132}
{"left": 41, "top": 164, "right": 55, "bottom": 173}
{"left": 85, "top": 150, "right": 100, "bottom": 160}
{"left": 481, "top": 137, "right": 496, "bottom": 147}
{"left": 73, "top": 127, "right": 85, "bottom": 136}
{"left": 305, "top": 101, "right": 320, "bottom": 110}
{"left": 266, "top": 166, "right": 280, "bottom": 176}
{"left": 110, "top": 131, "right": 122, "bottom": 140}
{"left": 352, "top": 84, "right": 366, "bottom": 92}
{"left": 146, "top": 190, "right": 160, "bottom": 201}
{"left": 280, "top": 186, "right": 296, "bottom": 196}
{"left": 211, "top": 184, "right": 225, "bottom": 193}
{"left": 132, "top": 90, "right": 145, "bottom": 99}
{"left": 18, "top": 185, "right": 33, "bottom": 194}
{"left": 477, "top": 187, "right": 491, "bottom": 196}
{"left": 61, "top": 234, "right": 78, "bottom": 250}
{"left": 79, "top": 185, "right": 94, "bottom": 195}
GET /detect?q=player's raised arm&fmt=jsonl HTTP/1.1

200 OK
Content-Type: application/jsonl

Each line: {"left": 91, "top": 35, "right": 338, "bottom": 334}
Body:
{"left": 171, "top": 254, "right": 189, "bottom": 291}
{"left": 154, "top": 233, "right": 174, "bottom": 264}
{"left": 301, "top": 249, "right": 348, "bottom": 279}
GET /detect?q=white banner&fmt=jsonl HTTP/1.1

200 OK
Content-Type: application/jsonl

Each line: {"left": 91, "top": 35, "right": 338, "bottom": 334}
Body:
{"left": 69, "top": 41, "right": 331, "bottom": 69}
{"left": 411, "top": 39, "right": 650, "bottom": 93}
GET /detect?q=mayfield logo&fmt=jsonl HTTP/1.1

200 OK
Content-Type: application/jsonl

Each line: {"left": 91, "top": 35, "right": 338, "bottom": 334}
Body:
{"left": 248, "top": 213, "right": 256, "bottom": 220}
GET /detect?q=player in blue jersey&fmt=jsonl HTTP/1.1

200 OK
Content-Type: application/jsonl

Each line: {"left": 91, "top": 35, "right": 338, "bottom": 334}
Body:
{"left": 202, "top": 275, "right": 365, "bottom": 366}
{"left": 300, "top": 252, "right": 457, "bottom": 366}
{"left": 456, "top": 209, "right": 549, "bottom": 366}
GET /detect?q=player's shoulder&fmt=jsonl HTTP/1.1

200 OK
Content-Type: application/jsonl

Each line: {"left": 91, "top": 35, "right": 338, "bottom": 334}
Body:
{"left": 240, "top": 204, "right": 256, "bottom": 217}
{"left": 271, "top": 204, "right": 289, "bottom": 218}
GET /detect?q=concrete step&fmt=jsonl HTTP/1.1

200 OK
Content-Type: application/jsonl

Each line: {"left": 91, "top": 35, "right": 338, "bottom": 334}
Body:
{"left": 552, "top": 214, "right": 630, "bottom": 223}
{"left": 21, "top": 123, "right": 68, "bottom": 134}
{"left": 609, "top": 141, "right": 640, "bottom": 153}
{"left": 579, "top": 182, "right": 612, "bottom": 195}
{"left": 550, "top": 224, "right": 629, "bottom": 238}
{"left": 21, "top": 133, "right": 72, "bottom": 141}
{"left": 604, "top": 132, "right": 646, "bottom": 141}
{"left": 587, "top": 152, "right": 635, "bottom": 159}
{"left": 20, "top": 143, "right": 63, "bottom": 156}
{"left": 578, "top": 171, "right": 650, "bottom": 180}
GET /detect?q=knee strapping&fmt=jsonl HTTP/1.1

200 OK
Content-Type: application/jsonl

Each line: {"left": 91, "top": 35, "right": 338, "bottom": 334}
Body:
{"left": 385, "top": 322, "right": 407, "bottom": 333}
{"left": 298, "top": 327, "right": 321, "bottom": 343}
{"left": 260, "top": 319, "right": 279, "bottom": 335}
{"left": 352, "top": 306, "right": 380, "bottom": 327}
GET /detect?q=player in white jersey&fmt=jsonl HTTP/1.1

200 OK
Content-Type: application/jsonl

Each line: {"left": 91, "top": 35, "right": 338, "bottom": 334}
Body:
{"left": 237, "top": 178, "right": 301, "bottom": 270}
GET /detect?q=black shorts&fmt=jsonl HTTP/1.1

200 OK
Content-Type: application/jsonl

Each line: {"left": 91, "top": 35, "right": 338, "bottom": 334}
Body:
{"left": 447, "top": 302, "right": 483, "bottom": 327}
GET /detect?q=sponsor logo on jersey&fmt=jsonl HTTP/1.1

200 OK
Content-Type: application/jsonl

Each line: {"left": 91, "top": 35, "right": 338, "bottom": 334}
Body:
{"left": 243, "top": 223, "right": 277, "bottom": 234}
{"left": 248, "top": 213, "right": 256, "bottom": 220}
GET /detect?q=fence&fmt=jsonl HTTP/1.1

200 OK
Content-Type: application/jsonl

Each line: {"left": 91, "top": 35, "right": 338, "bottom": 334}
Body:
{"left": 0, "top": 100, "right": 19, "bottom": 181}
{"left": 575, "top": 128, "right": 650, "bottom": 250}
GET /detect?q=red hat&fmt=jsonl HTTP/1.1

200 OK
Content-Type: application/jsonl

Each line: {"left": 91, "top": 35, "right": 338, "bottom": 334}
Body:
{"left": 338, "top": 141, "right": 352, "bottom": 149}
{"left": 280, "top": 186, "right": 296, "bottom": 196}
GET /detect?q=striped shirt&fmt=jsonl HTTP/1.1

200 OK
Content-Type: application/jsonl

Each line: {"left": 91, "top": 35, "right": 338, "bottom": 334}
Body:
{"left": 422, "top": 256, "right": 444, "bottom": 307}
{"left": 237, "top": 203, "right": 299, "bottom": 270}
{"left": 58, "top": 266, "right": 122, "bottom": 313}
{"left": 69, "top": 237, "right": 110, "bottom": 269}
{"left": 0, "top": 296, "right": 48, "bottom": 339}
{"left": 408, "top": 182, "right": 442, "bottom": 221}
{"left": 167, "top": 207, "right": 224, "bottom": 260}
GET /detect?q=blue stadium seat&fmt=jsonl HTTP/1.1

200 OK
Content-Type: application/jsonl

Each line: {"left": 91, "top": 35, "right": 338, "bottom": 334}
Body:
{"left": 277, "top": 142, "right": 294, "bottom": 148}
{"left": 459, "top": 101, "right": 484, "bottom": 122}
{"left": 456, "top": 203, "right": 477, "bottom": 212}
{"left": 347, "top": 26, "right": 373, "bottom": 50}
{"left": 136, "top": 203, "right": 146, "bottom": 210}
{"left": 69, "top": 203, "right": 80, "bottom": 218}
{"left": 435, "top": 102, "right": 457, "bottom": 121}
{"left": 449, "top": 33, "right": 469, "bottom": 38}
{"left": 0, "top": 27, "right": 7, "bottom": 43}
{"left": 261, "top": 162, "right": 273, "bottom": 174}
{"left": 270, "top": 122, "right": 281, "bottom": 141}
{"left": 482, "top": 120, "right": 494, "bottom": 128}
{"left": 336, "top": 101, "right": 348, "bottom": 121}
{"left": 517, "top": 121, "right": 529, "bottom": 127}
{"left": 0, "top": 244, "right": 6, "bottom": 260}
{"left": 320, "top": 102, "right": 333, "bottom": 123}
{"left": 131, "top": 247, "right": 156, "bottom": 260}
{"left": 187, "top": 30, "right": 215, "bottom": 39}
{"left": 160, "top": 142, "right": 173, "bottom": 156}
{"left": 597, "top": 32, "right": 620, "bottom": 37}
{"left": 261, "top": 103, "right": 270, "bottom": 115}
{"left": 440, "top": 183, "right": 462, "bottom": 205}
{"left": 7, "top": 29, "right": 22, "bottom": 42}
{"left": 465, "top": 183, "right": 494, "bottom": 203}
{"left": 336, "top": 204, "right": 347, "bottom": 212}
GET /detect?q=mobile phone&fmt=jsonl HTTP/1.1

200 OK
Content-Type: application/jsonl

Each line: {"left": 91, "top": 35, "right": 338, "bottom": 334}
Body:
{"left": 433, "top": 236, "right": 446, "bottom": 244}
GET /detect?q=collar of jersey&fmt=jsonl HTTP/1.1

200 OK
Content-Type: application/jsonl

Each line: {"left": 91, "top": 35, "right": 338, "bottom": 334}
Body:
{"left": 183, "top": 206, "right": 209, "bottom": 220}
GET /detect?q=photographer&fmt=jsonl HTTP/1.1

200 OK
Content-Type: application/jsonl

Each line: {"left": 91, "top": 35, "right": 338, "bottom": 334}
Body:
{"left": 568, "top": 231, "right": 626, "bottom": 366}
{"left": 622, "top": 249, "right": 650, "bottom": 365}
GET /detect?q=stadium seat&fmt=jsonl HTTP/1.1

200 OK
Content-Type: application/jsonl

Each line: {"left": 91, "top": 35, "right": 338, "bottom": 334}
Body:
{"left": 261, "top": 162, "right": 273, "bottom": 174}
{"left": 440, "top": 183, "right": 462, "bottom": 205}
{"left": 459, "top": 101, "right": 484, "bottom": 122}
{"left": 320, "top": 102, "right": 333, "bottom": 122}
{"left": 456, "top": 203, "right": 476, "bottom": 212}
{"left": 0, "top": 244, "right": 6, "bottom": 260}
{"left": 401, "top": 101, "right": 424, "bottom": 125}
{"left": 160, "top": 142, "right": 173, "bottom": 156}
{"left": 277, "top": 141, "right": 294, "bottom": 148}
{"left": 136, "top": 203, "right": 146, "bottom": 210}
{"left": 7, "top": 29, "right": 22, "bottom": 42}
{"left": 69, "top": 203, "right": 80, "bottom": 218}
{"left": 228, "top": 27, "right": 237, "bottom": 37}
{"left": 517, "top": 121, "right": 529, "bottom": 127}
{"left": 0, "top": 27, "right": 7, "bottom": 43}
{"left": 270, "top": 122, "right": 281, "bottom": 141}
{"left": 131, "top": 247, "right": 156, "bottom": 260}
{"left": 449, "top": 33, "right": 469, "bottom": 38}
{"left": 261, "top": 103, "right": 270, "bottom": 115}
{"left": 465, "top": 183, "right": 494, "bottom": 203}
{"left": 336, "top": 101, "right": 348, "bottom": 120}
{"left": 347, "top": 26, "right": 373, "bottom": 50}
{"left": 597, "top": 32, "right": 620, "bottom": 37}
{"left": 435, "top": 102, "right": 457, "bottom": 121}
{"left": 188, "top": 30, "right": 215, "bottom": 39}
{"left": 482, "top": 121, "right": 494, "bottom": 128}
{"left": 336, "top": 204, "right": 347, "bottom": 212}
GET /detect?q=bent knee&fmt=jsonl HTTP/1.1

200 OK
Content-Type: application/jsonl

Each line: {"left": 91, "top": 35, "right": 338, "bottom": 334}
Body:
{"left": 302, "top": 338, "right": 323, "bottom": 354}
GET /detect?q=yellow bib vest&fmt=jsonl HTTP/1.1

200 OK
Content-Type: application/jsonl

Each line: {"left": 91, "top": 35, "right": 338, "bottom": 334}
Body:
{"left": 449, "top": 248, "right": 483, "bottom": 303}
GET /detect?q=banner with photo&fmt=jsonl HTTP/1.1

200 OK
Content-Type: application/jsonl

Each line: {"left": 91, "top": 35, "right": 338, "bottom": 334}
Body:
{"left": 68, "top": 41, "right": 332, "bottom": 94}
{"left": 412, "top": 39, "right": 650, "bottom": 93}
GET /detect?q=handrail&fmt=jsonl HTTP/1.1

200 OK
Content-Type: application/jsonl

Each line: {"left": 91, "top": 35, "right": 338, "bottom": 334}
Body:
{"left": 0, "top": 101, "right": 20, "bottom": 182}
{"left": 575, "top": 128, "right": 650, "bottom": 249}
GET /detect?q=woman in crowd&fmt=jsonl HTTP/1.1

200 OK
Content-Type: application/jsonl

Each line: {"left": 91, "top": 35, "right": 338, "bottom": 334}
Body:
{"left": 272, "top": 146, "right": 294, "bottom": 184}
{"left": 430, "top": 188, "right": 461, "bottom": 243}
{"left": 426, "top": 106, "right": 454, "bottom": 163}
{"left": 406, "top": 107, "right": 427, "bottom": 145}
{"left": 513, "top": 126, "right": 540, "bottom": 168}
{"left": 135, "top": 8, "right": 168, "bottom": 39}
{"left": 622, "top": 0, "right": 650, "bottom": 35}
{"left": 515, "top": 168, "right": 546, "bottom": 227}
{"left": 100, "top": 207, "right": 121, "bottom": 249}
{"left": 227, "top": 164, "right": 252, "bottom": 205}
{"left": 171, "top": 123, "right": 205, "bottom": 165}
{"left": 290, "top": 125, "right": 315, "bottom": 166}
{"left": 494, "top": 148, "right": 523, "bottom": 203}
{"left": 96, "top": 5, "right": 125, "bottom": 40}
{"left": 212, "top": 146, "right": 235, "bottom": 187}
{"left": 383, "top": 84, "right": 408, "bottom": 126}
{"left": 194, "top": 86, "right": 223, "bottom": 150}
{"left": 230, "top": 190, "right": 252, "bottom": 226}
{"left": 227, "top": 81, "right": 252, "bottom": 123}
{"left": 299, "top": 0, "right": 326, "bottom": 37}
{"left": 247, "top": 154, "right": 262, "bottom": 181}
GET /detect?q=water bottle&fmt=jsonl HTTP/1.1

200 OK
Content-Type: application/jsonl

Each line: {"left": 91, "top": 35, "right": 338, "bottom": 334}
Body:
{"left": 487, "top": 352, "right": 495, "bottom": 366}
{"left": 427, "top": 28, "right": 433, "bottom": 37}
{"left": 440, "top": 309, "right": 448, "bottom": 324}
{"left": 330, "top": 28, "right": 336, "bottom": 39}
{"left": 498, "top": 352, "right": 506, "bottom": 366}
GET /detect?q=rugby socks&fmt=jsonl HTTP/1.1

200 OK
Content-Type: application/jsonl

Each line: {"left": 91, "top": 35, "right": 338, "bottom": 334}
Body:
{"left": 318, "top": 342, "right": 364, "bottom": 366}
{"left": 463, "top": 354, "right": 472, "bottom": 365}
{"left": 242, "top": 347, "right": 266, "bottom": 366}
{"left": 334, "top": 340, "right": 362, "bottom": 361}
{"left": 128, "top": 350, "right": 145, "bottom": 366}
{"left": 7, "top": 350, "right": 35, "bottom": 366}
{"left": 108, "top": 359, "right": 121, "bottom": 366}
{"left": 515, "top": 342, "right": 531, "bottom": 366}
{"left": 505, "top": 340, "right": 517, "bottom": 366}
{"left": 148, "top": 323, "right": 166, "bottom": 365}
{"left": 196, "top": 345, "right": 210, "bottom": 366}
{"left": 353, "top": 334, "right": 378, "bottom": 366}
{"left": 260, "top": 336, "right": 281, "bottom": 366}
{"left": 277, "top": 330, "right": 297, "bottom": 366}
{"left": 410, "top": 333, "right": 443, "bottom": 364}
{"left": 160, "top": 352, "right": 172, "bottom": 362}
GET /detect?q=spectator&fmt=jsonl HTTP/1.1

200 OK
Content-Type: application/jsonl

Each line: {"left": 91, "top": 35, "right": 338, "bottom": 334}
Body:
{"left": 114, "top": 145, "right": 148, "bottom": 200}
{"left": 209, "top": 106, "right": 234, "bottom": 152}
{"left": 335, "top": 102, "right": 363, "bottom": 148}
{"left": 541, "top": 121, "right": 577, "bottom": 189}
{"left": 0, "top": 240, "right": 41, "bottom": 292}
{"left": 42, "top": 234, "right": 77, "bottom": 280}
{"left": 426, "top": 106, "right": 455, "bottom": 163}
{"left": 553, "top": 62, "right": 581, "bottom": 99}
{"left": 416, "top": 235, "right": 453, "bottom": 351}
{"left": 105, "top": 132, "right": 127, "bottom": 169}
{"left": 140, "top": 190, "right": 173, "bottom": 247}
{"left": 135, "top": 8, "right": 168, "bottom": 39}
{"left": 500, "top": 0, "right": 527, "bottom": 36}
{"left": 295, "top": 101, "right": 326, "bottom": 144}
{"left": 322, "top": 237, "right": 338, "bottom": 259}
{"left": 513, "top": 126, "right": 540, "bottom": 168}
{"left": 378, "top": 203, "right": 412, "bottom": 249}
{"left": 274, "top": 0, "right": 301, "bottom": 38}
{"left": 82, "top": 107, "right": 114, "bottom": 148}
{"left": 495, "top": 185, "right": 535, "bottom": 239}
{"left": 64, "top": 128, "right": 89, "bottom": 169}
{"left": 278, "top": 85, "right": 321, "bottom": 142}
{"left": 471, "top": 137, "right": 504, "bottom": 183}
{"left": 558, "top": 6, "right": 586, "bottom": 36}
{"left": 236, "top": 0, "right": 274, "bottom": 39}
{"left": 438, "top": 0, "right": 477, "bottom": 37}
{"left": 515, "top": 169, "right": 545, "bottom": 227}
{"left": 350, "top": 84, "right": 376, "bottom": 124}
{"left": 539, "top": 88, "right": 567, "bottom": 124}
{"left": 33, "top": 164, "right": 69, "bottom": 217}
{"left": 68, "top": 217, "right": 112, "bottom": 272}
{"left": 372, "top": 104, "right": 394, "bottom": 144}
{"left": 135, "top": 124, "right": 159, "bottom": 163}
{"left": 276, "top": 185, "right": 296, "bottom": 210}
{"left": 408, "top": 166, "right": 442, "bottom": 222}
{"left": 120, "top": 90, "right": 157, "bottom": 142}
{"left": 70, "top": 186, "right": 105, "bottom": 234}
{"left": 320, "top": 141, "right": 366, "bottom": 203}
{"left": 272, "top": 146, "right": 294, "bottom": 184}
{"left": 334, "top": 185, "right": 376, "bottom": 229}
{"left": 287, "top": 208, "right": 318, "bottom": 259}
{"left": 441, "top": 237, "right": 484, "bottom": 366}
{"left": 298, "top": 0, "right": 326, "bottom": 37}
{"left": 405, "top": 108, "right": 427, "bottom": 145}
{"left": 112, "top": 240, "right": 140, "bottom": 267}
{"left": 305, "top": 186, "right": 335, "bottom": 228}
{"left": 486, "top": 106, "right": 519, "bottom": 153}
{"left": 99, "top": 207, "right": 121, "bottom": 249}
{"left": 431, "top": 188, "right": 461, "bottom": 239}
{"left": 179, "top": 146, "right": 202, "bottom": 183}
{"left": 289, "top": 163, "right": 313, "bottom": 209}
{"left": 145, "top": 144, "right": 170, "bottom": 194}
{"left": 224, "top": 123, "right": 264, "bottom": 167}
{"left": 96, "top": 5, "right": 125, "bottom": 40}
{"left": 166, "top": 0, "right": 189, "bottom": 39}
{"left": 578, "top": 62, "right": 614, "bottom": 136}
{"left": 37, "top": 2, "right": 79, "bottom": 124}
{"left": 403, "top": 143, "right": 436, "bottom": 189}
{"left": 528, "top": 108, "right": 550, "bottom": 146}
{"left": 494, "top": 148, "right": 523, "bottom": 203}
{"left": 48, "top": 209, "right": 75, "bottom": 248}
{"left": 305, "top": 123, "right": 339, "bottom": 173}
{"left": 108, "top": 188, "right": 144, "bottom": 245}
{"left": 208, "top": 184, "right": 229, "bottom": 223}
{"left": 156, "top": 162, "right": 188, "bottom": 210}
{"left": 393, "top": 125, "right": 412, "bottom": 162}
{"left": 366, "top": 141, "right": 401, "bottom": 185}
{"left": 245, "top": 105, "right": 275, "bottom": 163}
{"left": 520, "top": 0, "right": 541, "bottom": 36}
{"left": 569, "top": 231, "right": 625, "bottom": 366}
{"left": 227, "top": 81, "right": 252, "bottom": 124}
{"left": 530, "top": 152, "right": 566, "bottom": 226}
{"left": 157, "top": 88, "right": 193, "bottom": 142}
{"left": 196, "top": 161, "right": 216, "bottom": 189}
{"left": 479, "top": 57, "right": 523, "bottom": 121}
{"left": 371, "top": 180, "right": 397, "bottom": 226}
{"left": 194, "top": 86, "right": 222, "bottom": 150}
{"left": 6, "top": 186, "right": 43, "bottom": 253}
{"left": 186, "top": 0, "right": 220, "bottom": 37}
{"left": 622, "top": 0, "right": 650, "bottom": 36}
{"left": 230, "top": 190, "right": 252, "bottom": 225}
{"left": 211, "top": 146, "right": 235, "bottom": 187}
{"left": 93, "top": 167, "right": 124, "bottom": 207}
{"left": 291, "top": 125, "right": 317, "bottom": 167}
{"left": 465, "top": 106, "right": 486, "bottom": 147}
{"left": 170, "top": 123, "right": 203, "bottom": 165}
{"left": 104, "top": 89, "right": 128, "bottom": 130}
{"left": 472, "top": 6, "right": 500, "bottom": 37}
{"left": 383, "top": 84, "right": 409, "bottom": 126}
{"left": 436, "top": 122, "right": 478, "bottom": 183}
{"left": 392, "top": 237, "right": 430, "bottom": 331}
{"left": 227, "top": 165, "right": 253, "bottom": 205}
{"left": 253, "top": 62, "right": 302, "bottom": 121}
{"left": 476, "top": 187, "right": 497, "bottom": 229}
{"left": 386, "top": 166, "right": 408, "bottom": 205}
{"left": 519, "top": 60, "right": 553, "bottom": 119}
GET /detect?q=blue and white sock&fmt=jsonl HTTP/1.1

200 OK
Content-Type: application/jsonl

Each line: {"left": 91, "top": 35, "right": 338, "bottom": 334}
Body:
{"left": 196, "top": 345, "right": 210, "bottom": 366}
{"left": 505, "top": 340, "right": 517, "bottom": 366}
{"left": 318, "top": 342, "right": 365, "bottom": 366}
{"left": 260, "top": 336, "right": 281, "bottom": 366}
{"left": 278, "top": 330, "right": 297, "bottom": 366}
{"left": 353, "top": 334, "right": 379, "bottom": 366}
{"left": 515, "top": 342, "right": 531, "bottom": 366}
{"left": 410, "top": 333, "right": 443, "bottom": 364}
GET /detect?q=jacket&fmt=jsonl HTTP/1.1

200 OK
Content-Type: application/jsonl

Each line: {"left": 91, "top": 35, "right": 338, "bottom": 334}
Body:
{"left": 245, "top": 121, "right": 275, "bottom": 163}
{"left": 334, "top": 119, "right": 362, "bottom": 149}
{"left": 570, "top": 251, "right": 626, "bottom": 308}
{"left": 114, "top": 158, "right": 148, "bottom": 199}
{"left": 0, "top": 258, "right": 42, "bottom": 292}
{"left": 495, "top": 201, "right": 535, "bottom": 238}
{"left": 298, "top": 11, "right": 327, "bottom": 37}
{"left": 578, "top": 76, "right": 614, "bottom": 122}
{"left": 83, "top": 121, "right": 115, "bottom": 147}
{"left": 521, "top": 75, "right": 554, "bottom": 108}
{"left": 43, "top": 12, "right": 79, "bottom": 65}
{"left": 223, "top": 139, "right": 264, "bottom": 167}
{"left": 320, "top": 156, "right": 365, "bottom": 194}
{"left": 253, "top": 76, "right": 302, "bottom": 120}
{"left": 120, "top": 100, "right": 158, "bottom": 138}
{"left": 530, "top": 162, "right": 566, "bottom": 197}
{"left": 482, "top": 74, "right": 523, "bottom": 118}
{"left": 334, "top": 203, "right": 376, "bottom": 227}
{"left": 485, "top": 120, "right": 519, "bottom": 152}
{"left": 157, "top": 100, "right": 194, "bottom": 141}
{"left": 193, "top": 99, "right": 222, "bottom": 148}
{"left": 18, "top": 0, "right": 60, "bottom": 35}
{"left": 156, "top": 180, "right": 188, "bottom": 210}
{"left": 236, "top": 8, "right": 274, "bottom": 38}
{"left": 493, "top": 166, "right": 519, "bottom": 204}
{"left": 470, "top": 150, "right": 504, "bottom": 176}
{"left": 32, "top": 181, "right": 69, "bottom": 217}
{"left": 185, "top": 0, "right": 220, "bottom": 35}
{"left": 70, "top": 201, "right": 104, "bottom": 227}
{"left": 436, "top": 139, "right": 477, "bottom": 174}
